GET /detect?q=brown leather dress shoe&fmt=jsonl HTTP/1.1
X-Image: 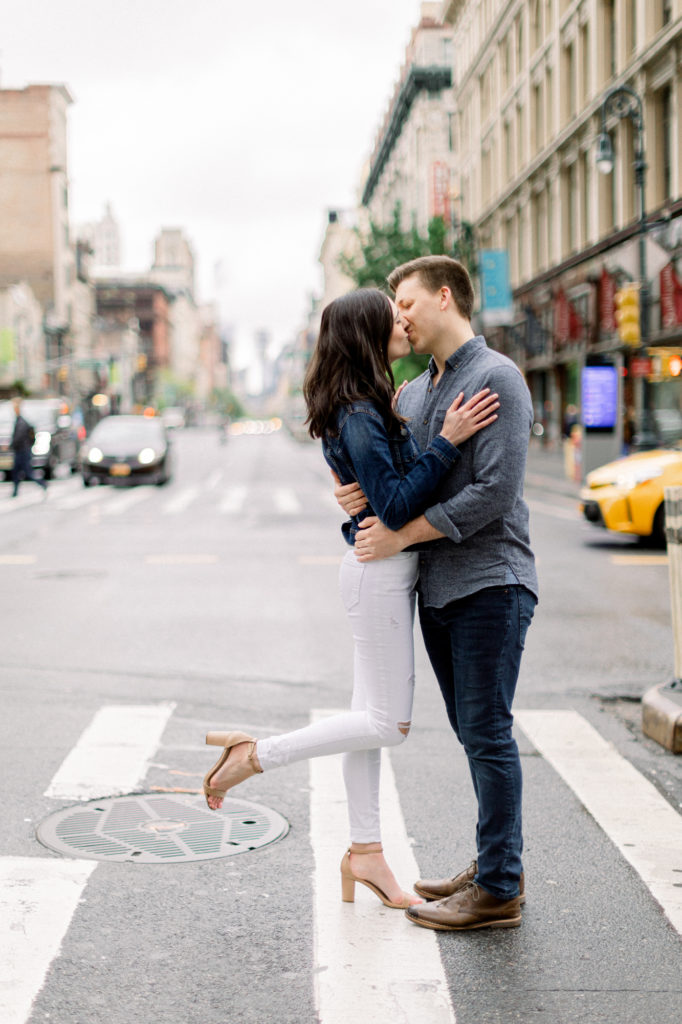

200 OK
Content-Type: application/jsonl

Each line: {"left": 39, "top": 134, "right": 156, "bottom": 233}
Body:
{"left": 405, "top": 882, "right": 522, "bottom": 931}
{"left": 414, "top": 859, "right": 525, "bottom": 905}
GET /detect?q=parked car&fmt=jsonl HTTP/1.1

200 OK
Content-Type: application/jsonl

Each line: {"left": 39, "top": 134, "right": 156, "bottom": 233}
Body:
{"left": 80, "top": 414, "right": 173, "bottom": 487}
{"left": 0, "top": 398, "right": 80, "bottom": 480}
{"left": 579, "top": 443, "right": 682, "bottom": 544}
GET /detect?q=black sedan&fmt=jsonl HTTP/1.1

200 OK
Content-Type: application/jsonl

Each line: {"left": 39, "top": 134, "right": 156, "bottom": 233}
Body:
{"left": 80, "top": 415, "right": 173, "bottom": 486}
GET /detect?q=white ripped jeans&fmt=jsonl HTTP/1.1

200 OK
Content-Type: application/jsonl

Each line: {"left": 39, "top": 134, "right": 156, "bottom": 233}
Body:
{"left": 256, "top": 548, "right": 419, "bottom": 842}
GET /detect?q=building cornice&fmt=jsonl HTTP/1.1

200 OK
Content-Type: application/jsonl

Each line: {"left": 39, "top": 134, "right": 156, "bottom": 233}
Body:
{"left": 362, "top": 64, "right": 452, "bottom": 207}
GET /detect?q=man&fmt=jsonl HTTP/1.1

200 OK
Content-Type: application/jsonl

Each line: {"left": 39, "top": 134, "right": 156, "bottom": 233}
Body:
{"left": 336, "top": 256, "right": 537, "bottom": 930}
{"left": 10, "top": 397, "right": 47, "bottom": 497}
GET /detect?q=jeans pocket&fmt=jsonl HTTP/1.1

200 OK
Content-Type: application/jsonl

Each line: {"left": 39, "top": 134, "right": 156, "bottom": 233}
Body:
{"left": 340, "top": 557, "right": 364, "bottom": 612}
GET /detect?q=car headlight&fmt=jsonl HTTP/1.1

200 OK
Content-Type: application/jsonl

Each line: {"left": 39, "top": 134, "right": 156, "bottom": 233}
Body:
{"left": 87, "top": 447, "right": 103, "bottom": 463}
{"left": 32, "top": 431, "right": 51, "bottom": 456}
{"left": 614, "top": 466, "right": 664, "bottom": 488}
{"left": 138, "top": 447, "right": 157, "bottom": 465}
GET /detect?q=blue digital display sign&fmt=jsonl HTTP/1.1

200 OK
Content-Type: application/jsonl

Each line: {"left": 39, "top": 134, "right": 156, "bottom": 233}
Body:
{"left": 581, "top": 365, "right": 618, "bottom": 430}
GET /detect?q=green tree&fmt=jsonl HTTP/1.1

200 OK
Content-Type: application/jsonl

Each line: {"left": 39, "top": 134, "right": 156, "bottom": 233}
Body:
{"left": 339, "top": 204, "right": 461, "bottom": 381}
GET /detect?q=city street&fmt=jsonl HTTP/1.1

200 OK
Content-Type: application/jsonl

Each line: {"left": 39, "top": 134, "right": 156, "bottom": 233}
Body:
{"left": 1, "top": 425, "right": 681, "bottom": 1024}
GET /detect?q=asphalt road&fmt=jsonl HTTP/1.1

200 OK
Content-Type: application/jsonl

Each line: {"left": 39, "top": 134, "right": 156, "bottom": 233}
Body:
{"left": 1, "top": 425, "right": 681, "bottom": 1024}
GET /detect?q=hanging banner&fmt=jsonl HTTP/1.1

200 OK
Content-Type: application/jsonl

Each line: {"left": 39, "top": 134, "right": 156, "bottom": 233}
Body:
{"left": 554, "top": 288, "right": 584, "bottom": 346}
{"left": 480, "top": 250, "right": 513, "bottom": 326}
{"left": 600, "top": 269, "right": 617, "bottom": 333}
{"left": 431, "top": 162, "right": 451, "bottom": 220}
{"left": 660, "top": 263, "right": 682, "bottom": 328}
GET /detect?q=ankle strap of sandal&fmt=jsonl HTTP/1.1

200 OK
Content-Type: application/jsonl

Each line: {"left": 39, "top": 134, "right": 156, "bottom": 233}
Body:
{"left": 348, "top": 845, "right": 383, "bottom": 855}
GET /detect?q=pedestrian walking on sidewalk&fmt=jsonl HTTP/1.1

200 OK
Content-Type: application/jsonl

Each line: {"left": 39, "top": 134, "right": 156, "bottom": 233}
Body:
{"left": 10, "top": 397, "right": 47, "bottom": 498}
{"left": 202, "top": 287, "right": 499, "bottom": 910}
{"left": 335, "top": 256, "right": 538, "bottom": 931}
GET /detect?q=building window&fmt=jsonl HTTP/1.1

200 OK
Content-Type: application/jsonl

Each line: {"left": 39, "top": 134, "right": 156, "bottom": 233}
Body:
{"left": 656, "top": 84, "right": 673, "bottom": 203}
{"left": 663, "top": 0, "right": 673, "bottom": 26}
{"left": 580, "top": 23, "right": 590, "bottom": 106}
{"left": 533, "top": 82, "right": 543, "bottom": 154}
{"left": 581, "top": 150, "right": 590, "bottom": 248}
{"left": 515, "top": 14, "right": 524, "bottom": 75}
{"left": 504, "top": 120, "right": 513, "bottom": 175}
{"left": 625, "top": 0, "right": 636, "bottom": 54}
{"left": 603, "top": 0, "right": 616, "bottom": 78}
{"left": 562, "top": 42, "right": 577, "bottom": 123}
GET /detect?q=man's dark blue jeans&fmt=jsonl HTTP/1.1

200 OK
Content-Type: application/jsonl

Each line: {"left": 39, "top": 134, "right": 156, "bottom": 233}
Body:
{"left": 418, "top": 584, "right": 536, "bottom": 901}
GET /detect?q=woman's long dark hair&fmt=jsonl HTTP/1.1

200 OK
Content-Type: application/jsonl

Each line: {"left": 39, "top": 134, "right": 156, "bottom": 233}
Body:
{"left": 303, "top": 289, "right": 401, "bottom": 439}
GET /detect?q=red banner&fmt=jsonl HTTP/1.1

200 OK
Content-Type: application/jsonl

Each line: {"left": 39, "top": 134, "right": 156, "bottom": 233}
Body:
{"left": 660, "top": 263, "right": 682, "bottom": 328}
{"left": 554, "top": 288, "right": 583, "bottom": 345}
{"left": 600, "top": 268, "right": 617, "bottom": 333}
{"left": 431, "top": 162, "right": 450, "bottom": 220}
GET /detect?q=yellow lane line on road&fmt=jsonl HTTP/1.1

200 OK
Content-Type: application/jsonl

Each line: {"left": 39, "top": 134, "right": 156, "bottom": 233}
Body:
{"left": 611, "top": 554, "right": 669, "bottom": 566}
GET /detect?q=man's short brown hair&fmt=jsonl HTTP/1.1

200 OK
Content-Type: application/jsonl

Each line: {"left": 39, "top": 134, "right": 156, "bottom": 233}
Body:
{"left": 387, "top": 255, "right": 475, "bottom": 321}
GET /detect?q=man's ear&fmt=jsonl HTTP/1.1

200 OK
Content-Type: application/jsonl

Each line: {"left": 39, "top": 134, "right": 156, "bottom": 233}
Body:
{"left": 439, "top": 287, "right": 452, "bottom": 311}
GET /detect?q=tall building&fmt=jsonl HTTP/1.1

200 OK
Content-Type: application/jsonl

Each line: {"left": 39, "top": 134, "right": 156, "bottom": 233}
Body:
{"left": 0, "top": 84, "right": 80, "bottom": 393}
{"left": 79, "top": 202, "right": 122, "bottom": 268}
{"left": 361, "top": 2, "right": 455, "bottom": 234}
{"left": 442, "top": 0, "right": 682, "bottom": 450}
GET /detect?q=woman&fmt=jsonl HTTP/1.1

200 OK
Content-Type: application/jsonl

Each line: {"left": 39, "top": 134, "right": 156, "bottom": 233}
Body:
{"left": 203, "top": 289, "right": 498, "bottom": 909}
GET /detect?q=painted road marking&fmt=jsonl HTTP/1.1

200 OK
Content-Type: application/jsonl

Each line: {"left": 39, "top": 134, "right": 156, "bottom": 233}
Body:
{"left": 144, "top": 553, "right": 217, "bottom": 565}
{"left": 526, "top": 498, "right": 578, "bottom": 521}
{"left": 219, "top": 485, "right": 248, "bottom": 514}
{"left": 299, "top": 555, "right": 343, "bottom": 566}
{"left": 55, "top": 487, "right": 108, "bottom": 510}
{"left": 0, "top": 857, "right": 96, "bottom": 1024}
{"left": 0, "top": 555, "right": 36, "bottom": 564}
{"left": 516, "top": 709, "right": 682, "bottom": 935}
{"left": 206, "top": 469, "right": 223, "bottom": 490}
{"left": 610, "top": 554, "right": 669, "bottom": 566}
{"left": 0, "top": 490, "right": 46, "bottom": 513}
{"left": 273, "top": 487, "right": 301, "bottom": 514}
{"left": 161, "top": 486, "right": 199, "bottom": 516}
{"left": 101, "top": 488, "right": 152, "bottom": 515}
{"left": 310, "top": 709, "right": 455, "bottom": 1024}
{"left": 44, "top": 703, "right": 176, "bottom": 801}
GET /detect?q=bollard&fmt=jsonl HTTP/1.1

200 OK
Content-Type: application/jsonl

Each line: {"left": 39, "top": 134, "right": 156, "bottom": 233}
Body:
{"left": 641, "top": 486, "right": 682, "bottom": 753}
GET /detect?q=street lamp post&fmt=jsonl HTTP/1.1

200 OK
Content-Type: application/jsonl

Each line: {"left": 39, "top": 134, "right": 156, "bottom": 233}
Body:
{"left": 595, "top": 84, "right": 653, "bottom": 443}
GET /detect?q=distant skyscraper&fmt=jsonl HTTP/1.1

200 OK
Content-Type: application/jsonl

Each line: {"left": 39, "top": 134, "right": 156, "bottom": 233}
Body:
{"left": 79, "top": 202, "right": 122, "bottom": 268}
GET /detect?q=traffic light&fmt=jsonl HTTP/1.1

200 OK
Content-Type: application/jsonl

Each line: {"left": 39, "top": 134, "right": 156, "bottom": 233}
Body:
{"left": 615, "top": 284, "right": 641, "bottom": 346}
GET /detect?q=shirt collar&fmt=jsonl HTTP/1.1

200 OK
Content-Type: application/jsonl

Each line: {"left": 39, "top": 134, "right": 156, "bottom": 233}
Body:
{"left": 428, "top": 335, "right": 487, "bottom": 378}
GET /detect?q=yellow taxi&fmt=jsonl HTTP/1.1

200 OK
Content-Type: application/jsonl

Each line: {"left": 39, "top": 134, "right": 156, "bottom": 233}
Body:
{"left": 580, "top": 444, "right": 682, "bottom": 543}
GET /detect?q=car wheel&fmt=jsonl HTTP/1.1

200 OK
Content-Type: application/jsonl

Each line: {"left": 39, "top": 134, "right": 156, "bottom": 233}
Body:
{"left": 652, "top": 504, "right": 666, "bottom": 547}
{"left": 82, "top": 474, "right": 93, "bottom": 487}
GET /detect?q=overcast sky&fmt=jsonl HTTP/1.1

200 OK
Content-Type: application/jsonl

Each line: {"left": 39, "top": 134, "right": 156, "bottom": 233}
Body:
{"left": 2, "top": 0, "right": 425, "bottom": 370}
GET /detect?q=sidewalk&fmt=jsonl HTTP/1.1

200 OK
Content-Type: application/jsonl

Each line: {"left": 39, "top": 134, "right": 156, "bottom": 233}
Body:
{"left": 525, "top": 438, "right": 581, "bottom": 498}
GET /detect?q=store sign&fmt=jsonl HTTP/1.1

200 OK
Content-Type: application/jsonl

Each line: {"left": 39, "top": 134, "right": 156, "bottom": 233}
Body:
{"left": 630, "top": 356, "right": 652, "bottom": 378}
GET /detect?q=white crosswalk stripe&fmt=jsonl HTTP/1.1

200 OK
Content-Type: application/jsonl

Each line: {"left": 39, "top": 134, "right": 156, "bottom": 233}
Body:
{"left": 101, "top": 488, "right": 153, "bottom": 515}
{"left": 310, "top": 710, "right": 455, "bottom": 1023}
{"left": 273, "top": 487, "right": 302, "bottom": 514}
{"left": 3, "top": 703, "right": 682, "bottom": 1023}
{"left": 0, "top": 858, "right": 96, "bottom": 1024}
{"left": 161, "top": 486, "right": 200, "bottom": 516}
{"left": 219, "top": 485, "right": 248, "bottom": 514}
{"left": 516, "top": 710, "right": 682, "bottom": 935}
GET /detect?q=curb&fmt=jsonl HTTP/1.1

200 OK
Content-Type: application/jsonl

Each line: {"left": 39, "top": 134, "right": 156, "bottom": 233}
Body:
{"left": 641, "top": 682, "right": 682, "bottom": 753}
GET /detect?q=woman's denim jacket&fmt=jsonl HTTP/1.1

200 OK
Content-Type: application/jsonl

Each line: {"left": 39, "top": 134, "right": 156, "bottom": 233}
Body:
{"left": 322, "top": 400, "right": 460, "bottom": 545}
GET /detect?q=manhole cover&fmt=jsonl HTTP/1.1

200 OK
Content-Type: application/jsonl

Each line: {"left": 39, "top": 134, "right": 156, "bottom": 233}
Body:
{"left": 36, "top": 793, "right": 289, "bottom": 863}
